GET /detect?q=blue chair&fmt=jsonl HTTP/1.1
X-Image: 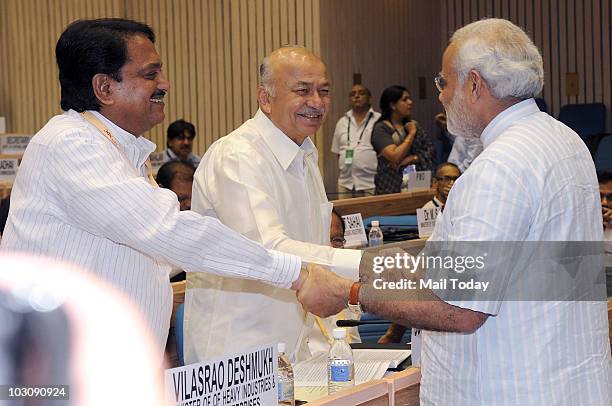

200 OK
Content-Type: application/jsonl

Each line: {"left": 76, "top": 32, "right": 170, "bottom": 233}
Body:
{"left": 594, "top": 135, "right": 612, "bottom": 172}
{"left": 364, "top": 215, "right": 419, "bottom": 243}
{"left": 558, "top": 103, "right": 608, "bottom": 155}
{"left": 175, "top": 303, "right": 185, "bottom": 366}
{"left": 558, "top": 103, "right": 607, "bottom": 139}
{"left": 358, "top": 313, "right": 412, "bottom": 344}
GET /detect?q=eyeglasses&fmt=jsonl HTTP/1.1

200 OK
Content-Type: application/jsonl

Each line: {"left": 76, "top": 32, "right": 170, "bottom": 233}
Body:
{"left": 434, "top": 74, "right": 447, "bottom": 92}
{"left": 435, "top": 175, "right": 459, "bottom": 183}
{"left": 331, "top": 237, "right": 346, "bottom": 248}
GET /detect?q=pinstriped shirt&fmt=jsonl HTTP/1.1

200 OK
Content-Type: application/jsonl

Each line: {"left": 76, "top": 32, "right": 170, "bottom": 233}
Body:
{"left": 0, "top": 110, "right": 301, "bottom": 352}
{"left": 423, "top": 99, "right": 611, "bottom": 405}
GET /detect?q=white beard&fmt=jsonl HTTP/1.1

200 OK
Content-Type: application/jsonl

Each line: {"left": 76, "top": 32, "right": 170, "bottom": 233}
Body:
{"left": 445, "top": 88, "right": 483, "bottom": 139}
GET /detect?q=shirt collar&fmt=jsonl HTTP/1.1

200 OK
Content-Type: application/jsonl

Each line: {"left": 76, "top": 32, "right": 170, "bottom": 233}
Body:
{"left": 480, "top": 98, "right": 540, "bottom": 149}
{"left": 86, "top": 110, "right": 157, "bottom": 165}
{"left": 254, "top": 109, "right": 318, "bottom": 171}
{"left": 346, "top": 107, "right": 375, "bottom": 125}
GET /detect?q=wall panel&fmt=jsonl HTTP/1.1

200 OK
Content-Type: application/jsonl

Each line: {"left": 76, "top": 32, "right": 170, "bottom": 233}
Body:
{"left": 0, "top": 0, "right": 321, "bottom": 161}
{"left": 319, "top": 0, "right": 442, "bottom": 191}
{"left": 440, "top": 0, "right": 612, "bottom": 131}
{"left": 1, "top": 0, "right": 609, "bottom": 191}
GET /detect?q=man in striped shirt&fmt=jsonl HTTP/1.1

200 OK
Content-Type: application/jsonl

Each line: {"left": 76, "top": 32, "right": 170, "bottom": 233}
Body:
{"left": 296, "top": 18, "right": 611, "bottom": 404}
{"left": 0, "top": 18, "right": 308, "bottom": 356}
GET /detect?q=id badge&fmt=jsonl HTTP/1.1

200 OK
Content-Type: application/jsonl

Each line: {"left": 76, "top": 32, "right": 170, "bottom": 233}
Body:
{"left": 344, "top": 149, "right": 354, "bottom": 164}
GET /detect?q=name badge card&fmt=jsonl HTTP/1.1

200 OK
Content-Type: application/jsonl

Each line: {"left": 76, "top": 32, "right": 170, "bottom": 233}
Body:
{"left": 1, "top": 135, "right": 32, "bottom": 155}
{"left": 342, "top": 213, "right": 368, "bottom": 248}
{"left": 0, "top": 117, "right": 5, "bottom": 133}
{"left": 165, "top": 343, "right": 278, "bottom": 406}
{"left": 344, "top": 149, "right": 354, "bottom": 165}
{"left": 406, "top": 170, "right": 431, "bottom": 192}
{"left": 0, "top": 158, "right": 18, "bottom": 181}
{"left": 417, "top": 207, "right": 441, "bottom": 238}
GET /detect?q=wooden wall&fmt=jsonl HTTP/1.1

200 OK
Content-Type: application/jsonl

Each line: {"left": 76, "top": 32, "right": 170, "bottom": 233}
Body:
{"left": 1, "top": 0, "right": 610, "bottom": 190}
{"left": 319, "top": 0, "right": 443, "bottom": 190}
{"left": 441, "top": 0, "right": 612, "bottom": 133}
{"left": 0, "top": 0, "right": 323, "bottom": 163}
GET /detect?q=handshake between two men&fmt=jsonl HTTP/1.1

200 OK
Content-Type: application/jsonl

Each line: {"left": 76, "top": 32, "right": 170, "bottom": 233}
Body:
{"left": 289, "top": 245, "right": 490, "bottom": 335}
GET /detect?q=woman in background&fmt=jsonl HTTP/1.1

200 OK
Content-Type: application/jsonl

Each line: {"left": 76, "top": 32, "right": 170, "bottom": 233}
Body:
{"left": 371, "top": 85, "right": 434, "bottom": 194}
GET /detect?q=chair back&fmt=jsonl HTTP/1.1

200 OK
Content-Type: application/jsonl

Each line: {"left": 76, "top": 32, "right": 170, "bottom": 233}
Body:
{"left": 594, "top": 135, "right": 612, "bottom": 172}
{"left": 558, "top": 103, "right": 607, "bottom": 138}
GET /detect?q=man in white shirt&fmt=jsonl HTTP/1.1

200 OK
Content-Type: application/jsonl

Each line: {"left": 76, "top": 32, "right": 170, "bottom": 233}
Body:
{"left": 422, "top": 162, "right": 460, "bottom": 210}
{"left": 331, "top": 84, "right": 380, "bottom": 198}
{"left": 296, "top": 19, "right": 611, "bottom": 405}
{"left": 0, "top": 18, "right": 307, "bottom": 356}
{"left": 185, "top": 46, "right": 362, "bottom": 363}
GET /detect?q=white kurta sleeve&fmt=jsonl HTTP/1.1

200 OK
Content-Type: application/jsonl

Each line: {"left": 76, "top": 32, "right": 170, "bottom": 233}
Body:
{"left": 48, "top": 130, "right": 301, "bottom": 288}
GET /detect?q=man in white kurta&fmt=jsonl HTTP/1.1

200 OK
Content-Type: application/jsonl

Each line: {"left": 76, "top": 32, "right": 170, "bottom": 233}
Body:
{"left": 1, "top": 19, "right": 303, "bottom": 356}
{"left": 185, "top": 47, "right": 362, "bottom": 363}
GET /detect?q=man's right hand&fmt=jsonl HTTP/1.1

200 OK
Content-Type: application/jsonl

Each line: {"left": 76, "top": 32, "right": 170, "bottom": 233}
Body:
{"left": 295, "top": 263, "right": 353, "bottom": 317}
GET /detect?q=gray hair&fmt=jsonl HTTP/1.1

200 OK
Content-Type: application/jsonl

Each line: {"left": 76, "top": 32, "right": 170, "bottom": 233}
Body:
{"left": 450, "top": 18, "right": 544, "bottom": 99}
{"left": 259, "top": 56, "right": 275, "bottom": 96}
{"left": 259, "top": 45, "right": 310, "bottom": 97}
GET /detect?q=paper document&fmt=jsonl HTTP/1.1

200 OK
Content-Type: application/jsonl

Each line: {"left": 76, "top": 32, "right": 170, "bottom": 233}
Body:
{"left": 294, "top": 349, "right": 411, "bottom": 386}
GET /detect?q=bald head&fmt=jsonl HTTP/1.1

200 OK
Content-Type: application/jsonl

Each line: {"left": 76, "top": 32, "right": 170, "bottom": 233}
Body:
{"left": 259, "top": 46, "right": 325, "bottom": 96}
{"left": 257, "top": 46, "right": 331, "bottom": 145}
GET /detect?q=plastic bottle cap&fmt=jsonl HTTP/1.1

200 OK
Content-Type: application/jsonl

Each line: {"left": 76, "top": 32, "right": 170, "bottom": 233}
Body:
{"left": 277, "top": 342, "right": 286, "bottom": 353}
{"left": 371, "top": 220, "right": 379, "bottom": 227}
{"left": 332, "top": 328, "right": 347, "bottom": 339}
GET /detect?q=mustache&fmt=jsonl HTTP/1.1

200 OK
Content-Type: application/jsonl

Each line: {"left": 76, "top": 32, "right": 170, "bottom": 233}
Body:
{"left": 297, "top": 107, "right": 326, "bottom": 116}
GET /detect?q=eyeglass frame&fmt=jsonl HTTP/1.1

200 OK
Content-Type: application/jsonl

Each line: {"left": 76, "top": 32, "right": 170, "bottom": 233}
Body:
{"left": 434, "top": 73, "right": 447, "bottom": 93}
{"left": 330, "top": 237, "right": 346, "bottom": 248}
{"left": 435, "top": 175, "right": 460, "bottom": 183}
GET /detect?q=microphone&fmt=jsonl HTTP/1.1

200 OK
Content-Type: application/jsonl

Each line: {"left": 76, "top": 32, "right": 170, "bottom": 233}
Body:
{"left": 336, "top": 319, "right": 391, "bottom": 327}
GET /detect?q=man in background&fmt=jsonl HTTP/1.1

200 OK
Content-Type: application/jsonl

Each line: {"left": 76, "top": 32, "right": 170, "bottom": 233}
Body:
{"left": 330, "top": 209, "right": 346, "bottom": 249}
{"left": 162, "top": 119, "right": 200, "bottom": 167}
{"left": 331, "top": 84, "right": 380, "bottom": 199}
{"left": 157, "top": 160, "right": 195, "bottom": 211}
{"left": 422, "top": 162, "right": 461, "bottom": 209}
{"left": 185, "top": 46, "right": 362, "bottom": 363}
{"left": 599, "top": 171, "right": 612, "bottom": 296}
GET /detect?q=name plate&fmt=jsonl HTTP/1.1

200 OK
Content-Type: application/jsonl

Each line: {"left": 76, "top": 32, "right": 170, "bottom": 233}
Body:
{"left": 417, "top": 207, "right": 441, "bottom": 238}
{"left": 1, "top": 135, "right": 32, "bottom": 155}
{"left": 406, "top": 170, "right": 431, "bottom": 192}
{"left": 0, "top": 158, "right": 18, "bottom": 181}
{"left": 165, "top": 343, "right": 278, "bottom": 406}
{"left": 0, "top": 117, "right": 5, "bottom": 133}
{"left": 342, "top": 213, "right": 368, "bottom": 248}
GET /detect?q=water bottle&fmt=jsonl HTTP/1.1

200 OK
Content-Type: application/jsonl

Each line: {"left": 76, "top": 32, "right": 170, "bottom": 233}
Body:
{"left": 368, "top": 220, "right": 383, "bottom": 247}
{"left": 277, "top": 342, "right": 295, "bottom": 406}
{"left": 327, "top": 328, "right": 355, "bottom": 395}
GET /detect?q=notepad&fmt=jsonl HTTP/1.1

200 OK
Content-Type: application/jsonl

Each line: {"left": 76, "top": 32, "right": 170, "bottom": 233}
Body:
{"left": 294, "top": 348, "right": 411, "bottom": 386}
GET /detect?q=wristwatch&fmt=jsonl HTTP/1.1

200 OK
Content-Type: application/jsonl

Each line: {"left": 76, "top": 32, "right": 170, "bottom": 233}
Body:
{"left": 347, "top": 281, "right": 363, "bottom": 320}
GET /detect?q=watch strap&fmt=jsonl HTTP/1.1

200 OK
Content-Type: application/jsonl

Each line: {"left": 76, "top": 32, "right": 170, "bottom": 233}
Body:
{"left": 349, "top": 281, "right": 362, "bottom": 305}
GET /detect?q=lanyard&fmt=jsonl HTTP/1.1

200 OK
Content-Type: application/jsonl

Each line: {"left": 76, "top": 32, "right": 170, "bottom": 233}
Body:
{"left": 346, "top": 111, "right": 373, "bottom": 146}
{"left": 80, "top": 111, "right": 157, "bottom": 186}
